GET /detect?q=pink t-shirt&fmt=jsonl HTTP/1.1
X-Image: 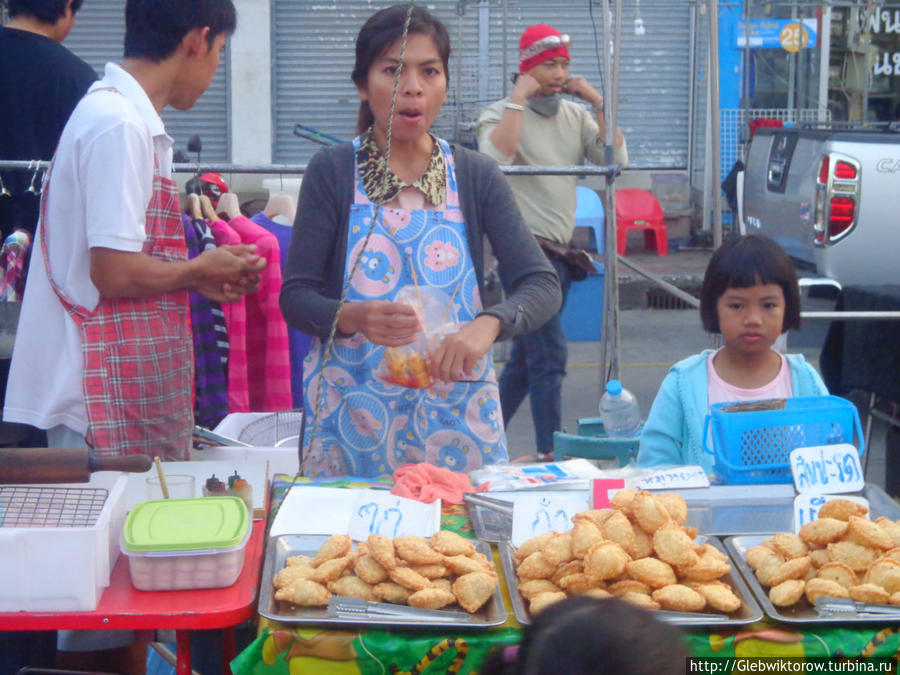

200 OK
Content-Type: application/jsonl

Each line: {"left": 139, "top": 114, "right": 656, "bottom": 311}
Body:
{"left": 707, "top": 347, "right": 793, "bottom": 407}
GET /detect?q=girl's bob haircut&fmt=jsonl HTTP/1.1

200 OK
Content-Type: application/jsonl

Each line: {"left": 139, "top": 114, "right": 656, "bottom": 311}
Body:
{"left": 699, "top": 234, "right": 801, "bottom": 334}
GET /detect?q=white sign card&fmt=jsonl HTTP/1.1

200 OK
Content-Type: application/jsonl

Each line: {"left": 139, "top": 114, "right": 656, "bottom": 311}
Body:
{"left": 270, "top": 486, "right": 441, "bottom": 539}
{"left": 511, "top": 494, "right": 590, "bottom": 548}
{"left": 790, "top": 443, "right": 865, "bottom": 494}
{"left": 348, "top": 491, "right": 442, "bottom": 541}
{"left": 637, "top": 465, "right": 710, "bottom": 490}
{"left": 793, "top": 493, "right": 870, "bottom": 533}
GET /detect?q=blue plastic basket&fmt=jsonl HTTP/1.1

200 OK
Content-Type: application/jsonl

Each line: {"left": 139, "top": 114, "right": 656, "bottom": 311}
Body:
{"left": 702, "top": 395, "right": 864, "bottom": 484}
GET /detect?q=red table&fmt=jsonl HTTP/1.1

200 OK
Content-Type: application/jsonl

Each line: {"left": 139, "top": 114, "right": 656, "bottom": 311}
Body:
{"left": 0, "top": 520, "right": 264, "bottom": 675}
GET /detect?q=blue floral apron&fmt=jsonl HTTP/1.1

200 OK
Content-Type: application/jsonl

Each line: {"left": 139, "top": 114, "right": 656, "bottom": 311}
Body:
{"left": 301, "top": 137, "right": 508, "bottom": 478}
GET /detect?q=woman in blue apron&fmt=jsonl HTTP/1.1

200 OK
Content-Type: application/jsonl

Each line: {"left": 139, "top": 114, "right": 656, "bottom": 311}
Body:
{"left": 280, "top": 5, "right": 561, "bottom": 478}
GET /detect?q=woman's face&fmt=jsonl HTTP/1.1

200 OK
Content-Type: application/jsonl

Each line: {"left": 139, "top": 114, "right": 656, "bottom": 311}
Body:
{"left": 358, "top": 32, "right": 447, "bottom": 146}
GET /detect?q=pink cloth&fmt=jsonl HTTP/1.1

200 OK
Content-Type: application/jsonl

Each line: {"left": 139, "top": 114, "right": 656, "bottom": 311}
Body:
{"left": 210, "top": 219, "right": 250, "bottom": 412}
{"left": 390, "top": 463, "right": 488, "bottom": 504}
{"left": 228, "top": 216, "right": 292, "bottom": 412}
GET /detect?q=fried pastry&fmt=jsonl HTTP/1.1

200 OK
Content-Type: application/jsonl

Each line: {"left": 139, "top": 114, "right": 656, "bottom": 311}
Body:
{"left": 286, "top": 555, "right": 315, "bottom": 567}
{"left": 805, "top": 577, "right": 849, "bottom": 604}
{"left": 610, "top": 489, "right": 638, "bottom": 516}
{"left": 818, "top": 499, "right": 868, "bottom": 522}
{"left": 309, "top": 556, "right": 353, "bottom": 584}
{"left": 690, "top": 581, "right": 741, "bottom": 613}
{"left": 656, "top": 493, "right": 688, "bottom": 526}
{"left": 394, "top": 535, "right": 444, "bottom": 565}
{"left": 584, "top": 542, "right": 631, "bottom": 581}
{"left": 353, "top": 554, "right": 389, "bottom": 585}
{"left": 445, "top": 554, "right": 492, "bottom": 577}
{"left": 517, "top": 551, "right": 557, "bottom": 580}
{"left": 875, "top": 518, "right": 900, "bottom": 547}
{"left": 368, "top": 534, "right": 397, "bottom": 571}
{"left": 452, "top": 572, "right": 498, "bottom": 613}
{"left": 557, "top": 572, "right": 602, "bottom": 594}
{"left": 846, "top": 515, "right": 894, "bottom": 550}
{"left": 651, "top": 584, "right": 706, "bottom": 612}
{"left": 542, "top": 532, "right": 575, "bottom": 566}
{"left": 373, "top": 581, "right": 412, "bottom": 604}
{"left": 551, "top": 560, "right": 584, "bottom": 586}
{"left": 849, "top": 583, "right": 890, "bottom": 604}
{"left": 407, "top": 564, "right": 450, "bottom": 579}
{"left": 745, "top": 545, "right": 777, "bottom": 570}
{"left": 678, "top": 553, "right": 731, "bottom": 582}
{"left": 815, "top": 561, "right": 858, "bottom": 589}
{"left": 314, "top": 534, "right": 353, "bottom": 566}
{"left": 770, "top": 533, "right": 809, "bottom": 560}
{"left": 652, "top": 523, "right": 699, "bottom": 568}
{"left": 571, "top": 518, "right": 605, "bottom": 559}
{"left": 768, "top": 579, "right": 806, "bottom": 607}
{"left": 430, "top": 530, "right": 476, "bottom": 557}
{"left": 274, "top": 579, "right": 331, "bottom": 607}
{"left": 515, "top": 532, "right": 557, "bottom": 561}
{"left": 519, "top": 579, "right": 562, "bottom": 599}
{"left": 864, "top": 558, "right": 900, "bottom": 593}
{"left": 626, "top": 557, "right": 676, "bottom": 589}
{"left": 574, "top": 508, "right": 616, "bottom": 528}
{"left": 327, "top": 575, "right": 377, "bottom": 601}
{"left": 529, "top": 591, "right": 567, "bottom": 615}
{"left": 273, "top": 564, "right": 316, "bottom": 588}
{"left": 808, "top": 549, "right": 831, "bottom": 568}
{"left": 408, "top": 587, "right": 457, "bottom": 610}
{"left": 431, "top": 578, "right": 453, "bottom": 593}
{"left": 798, "top": 518, "right": 848, "bottom": 547}
{"left": 607, "top": 579, "right": 652, "bottom": 596}
{"left": 620, "top": 591, "right": 661, "bottom": 611}
{"left": 755, "top": 552, "right": 787, "bottom": 587}
{"left": 631, "top": 526, "right": 655, "bottom": 560}
{"left": 766, "top": 556, "right": 812, "bottom": 587}
{"left": 583, "top": 588, "right": 613, "bottom": 600}
{"left": 632, "top": 491, "right": 672, "bottom": 533}
{"left": 602, "top": 511, "right": 636, "bottom": 557}
{"left": 827, "top": 541, "right": 876, "bottom": 572}
{"left": 389, "top": 566, "right": 434, "bottom": 591}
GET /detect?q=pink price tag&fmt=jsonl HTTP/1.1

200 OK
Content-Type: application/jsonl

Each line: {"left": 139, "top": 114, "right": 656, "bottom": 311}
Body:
{"left": 592, "top": 478, "right": 625, "bottom": 508}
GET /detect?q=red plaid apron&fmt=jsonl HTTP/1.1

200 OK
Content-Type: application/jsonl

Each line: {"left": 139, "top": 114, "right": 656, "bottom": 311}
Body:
{"left": 39, "top": 87, "right": 193, "bottom": 458}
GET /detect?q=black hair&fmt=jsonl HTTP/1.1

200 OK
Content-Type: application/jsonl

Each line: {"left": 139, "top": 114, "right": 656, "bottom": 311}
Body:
{"left": 124, "top": 0, "right": 236, "bottom": 62}
{"left": 9, "top": 0, "right": 83, "bottom": 22}
{"left": 481, "top": 596, "right": 687, "bottom": 675}
{"left": 699, "top": 234, "right": 801, "bottom": 333}
{"left": 351, "top": 4, "right": 451, "bottom": 135}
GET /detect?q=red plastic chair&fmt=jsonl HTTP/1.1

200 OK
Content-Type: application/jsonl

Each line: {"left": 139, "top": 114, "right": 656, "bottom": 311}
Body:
{"left": 615, "top": 188, "right": 668, "bottom": 256}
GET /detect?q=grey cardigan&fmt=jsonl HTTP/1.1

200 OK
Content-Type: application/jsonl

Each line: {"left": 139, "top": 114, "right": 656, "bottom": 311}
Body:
{"left": 280, "top": 141, "right": 561, "bottom": 342}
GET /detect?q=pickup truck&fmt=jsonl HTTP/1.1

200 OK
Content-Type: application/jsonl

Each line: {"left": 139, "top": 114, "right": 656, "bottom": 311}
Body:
{"left": 742, "top": 125, "right": 900, "bottom": 286}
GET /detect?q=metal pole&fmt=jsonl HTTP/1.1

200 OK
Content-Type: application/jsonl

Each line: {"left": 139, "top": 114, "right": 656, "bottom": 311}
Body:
{"left": 818, "top": 4, "right": 833, "bottom": 122}
{"left": 709, "top": 0, "right": 723, "bottom": 248}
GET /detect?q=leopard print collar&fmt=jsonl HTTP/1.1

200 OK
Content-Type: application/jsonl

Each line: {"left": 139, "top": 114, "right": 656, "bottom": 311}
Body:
{"left": 357, "top": 127, "right": 446, "bottom": 207}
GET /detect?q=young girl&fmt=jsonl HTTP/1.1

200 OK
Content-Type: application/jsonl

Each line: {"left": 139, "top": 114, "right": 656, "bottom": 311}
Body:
{"left": 280, "top": 5, "right": 560, "bottom": 477}
{"left": 636, "top": 234, "right": 828, "bottom": 475}
{"left": 481, "top": 596, "right": 686, "bottom": 675}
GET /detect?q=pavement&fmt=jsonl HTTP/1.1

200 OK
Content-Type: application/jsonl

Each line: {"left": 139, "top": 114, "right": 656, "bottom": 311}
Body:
{"left": 496, "top": 246, "right": 890, "bottom": 493}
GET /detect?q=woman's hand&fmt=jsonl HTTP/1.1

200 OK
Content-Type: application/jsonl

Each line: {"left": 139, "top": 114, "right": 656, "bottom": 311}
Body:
{"left": 430, "top": 315, "right": 501, "bottom": 382}
{"left": 338, "top": 300, "right": 420, "bottom": 346}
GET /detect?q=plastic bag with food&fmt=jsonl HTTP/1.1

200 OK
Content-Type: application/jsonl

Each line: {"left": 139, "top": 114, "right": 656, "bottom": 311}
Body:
{"left": 374, "top": 285, "right": 459, "bottom": 389}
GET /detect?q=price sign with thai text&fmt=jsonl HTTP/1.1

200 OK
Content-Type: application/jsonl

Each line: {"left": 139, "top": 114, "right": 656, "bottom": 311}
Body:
{"left": 511, "top": 494, "right": 590, "bottom": 548}
{"left": 790, "top": 443, "right": 864, "bottom": 495}
{"left": 637, "top": 465, "right": 710, "bottom": 490}
{"left": 793, "top": 493, "right": 869, "bottom": 533}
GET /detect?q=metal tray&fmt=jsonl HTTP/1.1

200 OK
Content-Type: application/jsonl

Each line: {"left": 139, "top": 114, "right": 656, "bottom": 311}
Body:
{"left": 499, "top": 535, "right": 763, "bottom": 627}
{"left": 726, "top": 535, "right": 900, "bottom": 625}
{"left": 258, "top": 534, "right": 507, "bottom": 628}
{"left": 677, "top": 482, "right": 900, "bottom": 536}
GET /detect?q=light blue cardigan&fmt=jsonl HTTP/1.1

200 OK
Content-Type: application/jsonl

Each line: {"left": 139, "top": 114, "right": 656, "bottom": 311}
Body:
{"left": 636, "top": 349, "right": 828, "bottom": 475}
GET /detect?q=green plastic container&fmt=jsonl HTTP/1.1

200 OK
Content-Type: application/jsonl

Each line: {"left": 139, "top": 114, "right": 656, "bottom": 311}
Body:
{"left": 121, "top": 497, "right": 250, "bottom": 591}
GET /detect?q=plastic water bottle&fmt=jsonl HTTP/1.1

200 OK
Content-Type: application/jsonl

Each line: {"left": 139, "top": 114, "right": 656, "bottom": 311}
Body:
{"left": 599, "top": 380, "right": 642, "bottom": 437}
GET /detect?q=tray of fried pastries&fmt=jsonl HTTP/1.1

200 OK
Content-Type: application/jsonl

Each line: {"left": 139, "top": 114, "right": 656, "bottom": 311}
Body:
{"left": 725, "top": 498, "right": 900, "bottom": 624}
{"left": 259, "top": 532, "right": 506, "bottom": 627}
{"left": 498, "top": 490, "right": 763, "bottom": 627}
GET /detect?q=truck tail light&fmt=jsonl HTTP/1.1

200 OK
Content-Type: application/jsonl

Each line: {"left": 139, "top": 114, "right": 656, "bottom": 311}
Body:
{"left": 818, "top": 156, "right": 830, "bottom": 184}
{"left": 829, "top": 197, "right": 855, "bottom": 238}
{"left": 834, "top": 161, "right": 857, "bottom": 179}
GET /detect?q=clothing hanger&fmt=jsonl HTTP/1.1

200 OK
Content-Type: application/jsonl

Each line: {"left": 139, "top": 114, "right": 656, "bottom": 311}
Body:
{"left": 216, "top": 191, "right": 240, "bottom": 220}
{"left": 187, "top": 193, "right": 202, "bottom": 219}
{"left": 263, "top": 173, "right": 296, "bottom": 223}
{"left": 199, "top": 194, "right": 218, "bottom": 222}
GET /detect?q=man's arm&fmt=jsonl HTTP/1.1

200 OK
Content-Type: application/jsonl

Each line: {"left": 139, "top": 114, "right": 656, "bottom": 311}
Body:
{"left": 564, "top": 77, "right": 627, "bottom": 166}
{"left": 91, "top": 245, "right": 265, "bottom": 304}
{"left": 482, "top": 73, "right": 543, "bottom": 159}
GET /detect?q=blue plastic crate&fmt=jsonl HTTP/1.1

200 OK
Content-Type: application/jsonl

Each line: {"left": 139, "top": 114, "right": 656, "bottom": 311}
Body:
{"left": 702, "top": 395, "right": 864, "bottom": 484}
{"left": 553, "top": 417, "right": 640, "bottom": 465}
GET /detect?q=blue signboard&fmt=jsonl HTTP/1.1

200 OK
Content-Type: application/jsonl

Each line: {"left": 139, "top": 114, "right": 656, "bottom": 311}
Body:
{"left": 736, "top": 19, "right": 818, "bottom": 51}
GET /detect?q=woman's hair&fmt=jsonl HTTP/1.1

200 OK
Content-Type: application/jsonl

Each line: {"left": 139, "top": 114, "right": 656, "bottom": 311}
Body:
{"left": 351, "top": 4, "right": 451, "bottom": 135}
{"left": 481, "top": 596, "right": 687, "bottom": 675}
{"left": 124, "top": 0, "right": 237, "bottom": 62}
{"left": 699, "top": 234, "right": 801, "bottom": 334}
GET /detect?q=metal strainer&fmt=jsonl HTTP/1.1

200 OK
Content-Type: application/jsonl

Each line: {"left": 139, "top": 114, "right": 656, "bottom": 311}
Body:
{"left": 237, "top": 411, "right": 303, "bottom": 447}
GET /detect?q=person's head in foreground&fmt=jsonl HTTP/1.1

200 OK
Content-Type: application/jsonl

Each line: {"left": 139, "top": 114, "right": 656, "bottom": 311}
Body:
{"left": 351, "top": 4, "right": 451, "bottom": 141}
{"left": 700, "top": 234, "right": 801, "bottom": 354}
{"left": 482, "top": 595, "right": 687, "bottom": 675}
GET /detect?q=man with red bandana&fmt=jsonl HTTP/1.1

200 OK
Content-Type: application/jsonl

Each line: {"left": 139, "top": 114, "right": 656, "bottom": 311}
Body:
{"left": 477, "top": 24, "right": 627, "bottom": 461}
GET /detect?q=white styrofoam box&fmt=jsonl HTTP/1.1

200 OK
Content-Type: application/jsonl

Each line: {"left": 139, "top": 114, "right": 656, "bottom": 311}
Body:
{"left": 0, "top": 472, "right": 128, "bottom": 612}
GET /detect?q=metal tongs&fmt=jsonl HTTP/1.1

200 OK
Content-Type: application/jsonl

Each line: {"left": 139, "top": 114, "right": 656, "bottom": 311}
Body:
{"left": 654, "top": 610, "right": 731, "bottom": 624}
{"left": 814, "top": 597, "right": 900, "bottom": 619}
{"left": 327, "top": 597, "right": 472, "bottom": 623}
{"left": 462, "top": 493, "right": 514, "bottom": 516}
